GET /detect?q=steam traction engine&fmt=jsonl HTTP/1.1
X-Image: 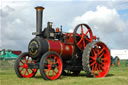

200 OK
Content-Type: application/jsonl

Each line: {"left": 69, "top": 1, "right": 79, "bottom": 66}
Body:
{"left": 14, "top": 6, "right": 111, "bottom": 80}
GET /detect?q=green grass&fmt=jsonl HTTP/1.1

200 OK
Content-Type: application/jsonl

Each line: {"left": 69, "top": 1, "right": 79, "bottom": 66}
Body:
{"left": 0, "top": 60, "right": 128, "bottom": 85}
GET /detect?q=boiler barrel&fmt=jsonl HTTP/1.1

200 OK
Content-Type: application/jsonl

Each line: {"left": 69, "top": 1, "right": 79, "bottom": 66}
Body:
{"left": 47, "top": 40, "right": 74, "bottom": 59}
{"left": 28, "top": 37, "right": 74, "bottom": 59}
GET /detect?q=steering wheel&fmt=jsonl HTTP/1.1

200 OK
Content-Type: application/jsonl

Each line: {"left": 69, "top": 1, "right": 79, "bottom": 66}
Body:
{"left": 73, "top": 24, "right": 93, "bottom": 51}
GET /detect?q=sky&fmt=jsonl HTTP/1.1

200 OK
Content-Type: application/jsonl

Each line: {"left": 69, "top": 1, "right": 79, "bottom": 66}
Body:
{"left": 0, "top": 0, "right": 128, "bottom": 52}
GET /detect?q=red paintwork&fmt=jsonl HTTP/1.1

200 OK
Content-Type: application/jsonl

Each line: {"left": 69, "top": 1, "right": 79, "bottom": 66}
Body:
{"left": 64, "top": 33, "right": 74, "bottom": 45}
{"left": 89, "top": 42, "right": 111, "bottom": 78}
{"left": 61, "top": 43, "right": 74, "bottom": 59}
{"left": 12, "top": 51, "right": 22, "bottom": 55}
{"left": 0, "top": 50, "right": 22, "bottom": 55}
{"left": 48, "top": 39, "right": 74, "bottom": 59}
{"left": 18, "top": 55, "right": 37, "bottom": 78}
{"left": 93, "top": 36, "right": 97, "bottom": 40}
{"left": 44, "top": 54, "right": 62, "bottom": 80}
{"left": 75, "top": 24, "right": 93, "bottom": 50}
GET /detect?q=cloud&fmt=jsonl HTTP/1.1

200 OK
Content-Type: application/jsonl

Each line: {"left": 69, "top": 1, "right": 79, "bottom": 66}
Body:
{"left": 71, "top": 5, "right": 128, "bottom": 49}
{"left": 1, "top": 5, "right": 35, "bottom": 51}
{"left": 71, "top": 6, "right": 126, "bottom": 33}
{"left": 1, "top": 1, "right": 128, "bottom": 51}
{"left": 0, "top": 31, "right": 1, "bottom": 48}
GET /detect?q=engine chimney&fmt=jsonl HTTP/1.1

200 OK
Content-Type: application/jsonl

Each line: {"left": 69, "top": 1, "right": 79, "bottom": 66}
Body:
{"left": 32, "top": 6, "right": 45, "bottom": 36}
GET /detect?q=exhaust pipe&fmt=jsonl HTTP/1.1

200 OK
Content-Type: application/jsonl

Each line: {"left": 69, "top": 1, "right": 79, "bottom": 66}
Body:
{"left": 32, "top": 6, "right": 45, "bottom": 36}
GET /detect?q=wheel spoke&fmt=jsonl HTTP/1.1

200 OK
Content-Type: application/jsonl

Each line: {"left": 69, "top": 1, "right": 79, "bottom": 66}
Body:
{"left": 101, "top": 62, "right": 105, "bottom": 66}
{"left": 84, "top": 29, "right": 90, "bottom": 36}
{"left": 98, "top": 64, "right": 101, "bottom": 72}
{"left": 20, "top": 60, "right": 24, "bottom": 64}
{"left": 44, "top": 69, "right": 50, "bottom": 73}
{"left": 25, "top": 58, "right": 28, "bottom": 63}
{"left": 101, "top": 66, "right": 106, "bottom": 72}
{"left": 52, "top": 70, "right": 54, "bottom": 76}
{"left": 91, "top": 65, "right": 94, "bottom": 73}
{"left": 24, "top": 69, "right": 27, "bottom": 75}
{"left": 29, "top": 68, "right": 35, "bottom": 73}
{"left": 45, "top": 69, "right": 51, "bottom": 77}
{"left": 19, "top": 65, "right": 24, "bottom": 68}
{"left": 83, "top": 42, "right": 111, "bottom": 78}
{"left": 32, "top": 69, "right": 37, "bottom": 73}
{"left": 99, "top": 52, "right": 104, "bottom": 58}
{"left": 98, "top": 48, "right": 105, "bottom": 55}
{"left": 16, "top": 53, "right": 38, "bottom": 78}
{"left": 20, "top": 67, "right": 24, "bottom": 73}
{"left": 47, "top": 64, "right": 51, "bottom": 71}
{"left": 76, "top": 33, "right": 82, "bottom": 37}
{"left": 94, "top": 45, "right": 99, "bottom": 53}
{"left": 81, "top": 25, "right": 84, "bottom": 35}
{"left": 92, "top": 49, "right": 97, "bottom": 56}
{"left": 53, "top": 70, "right": 57, "bottom": 74}
{"left": 26, "top": 69, "right": 29, "bottom": 75}
{"left": 90, "top": 56, "right": 96, "bottom": 60}
{"left": 54, "top": 59, "right": 58, "bottom": 64}
{"left": 77, "top": 38, "right": 83, "bottom": 45}
{"left": 83, "top": 39, "right": 85, "bottom": 47}
{"left": 74, "top": 24, "right": 93, "bottom": 50}
{"left": 90, "top": 61, "right": 96, "bottom": 66}
{"left": 39, "top": 53, "right": 63, "bottom": 80}
{"left": 94, "top": 63, "right": 97, "bottom": 73}
{"left": 89, "top": 60, "right": 93, "bottom": 63}
{"left": 90, "top": 49, "right": 95, "bottom": 56}
{"left": 85, "top": 37, "right": 90, "bottom": 42}
{"left": 54, "top": 57, "right": 56, "bottom": 64}
{"left": 48, "top": 70, "right": 50, "bottom": 77}
{"left": 47, "top": 59, "right": 52, "bottom": 64}
{"left": 101, "top": 57, "right": 108, "bottom": 60}
{"left": 96, "top": 66, "right": 100, "bottom": 75}
{"left": 55, "top": 65, "right": 59, "bottom": 69}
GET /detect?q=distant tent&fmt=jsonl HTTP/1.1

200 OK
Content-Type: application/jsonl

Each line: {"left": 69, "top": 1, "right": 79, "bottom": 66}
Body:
{"left": 0, "top": 50, "right": 22, "bottom": 60}
{"left": 12, "top": 51, "right": 22, "bottom": 55}
{"left": 0, "top": 50, "right": 21, "bottom": 55}
{"left": 111, "top": 49, "right": 128, "bottom": 60}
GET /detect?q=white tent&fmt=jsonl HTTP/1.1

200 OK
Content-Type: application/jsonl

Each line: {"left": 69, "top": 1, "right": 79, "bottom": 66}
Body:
{"left": 110, "top": 49, "right": 128, "bottom": 60}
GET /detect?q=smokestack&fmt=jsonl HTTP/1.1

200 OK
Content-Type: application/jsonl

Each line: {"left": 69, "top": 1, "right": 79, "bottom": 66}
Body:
{"left": 32, "top": 6, "right": 45, "bottom": 35}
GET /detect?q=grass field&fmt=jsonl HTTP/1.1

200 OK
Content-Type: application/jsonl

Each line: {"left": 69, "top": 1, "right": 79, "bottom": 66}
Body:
{"left": 0, "top": 60, "right": 128, "bottom": 85}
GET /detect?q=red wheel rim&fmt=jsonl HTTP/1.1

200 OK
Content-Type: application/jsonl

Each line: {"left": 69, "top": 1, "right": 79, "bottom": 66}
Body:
{"left": 74, "top": 24, "right": 93, "bottom": 50}
{"left": 18, "top": 55, "right": 37, "bottom": 78}
{"left": 43, "top": 54, "right": 62, "bottom": 80}
{"left": 89, "top": 42, "right": 111, "bottom": 78}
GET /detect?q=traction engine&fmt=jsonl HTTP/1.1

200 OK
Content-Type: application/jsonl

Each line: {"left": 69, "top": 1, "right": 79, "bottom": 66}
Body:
{"left": 14, "top": 6, "right": 111, "bottom": 80}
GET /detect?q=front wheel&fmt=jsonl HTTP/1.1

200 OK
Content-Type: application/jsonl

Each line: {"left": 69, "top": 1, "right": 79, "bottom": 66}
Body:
{"left": 14, "top": 52, "right": 38, "bottom": 78}
{"left": 39, "top": 51, "right": 63, "bottom": 80}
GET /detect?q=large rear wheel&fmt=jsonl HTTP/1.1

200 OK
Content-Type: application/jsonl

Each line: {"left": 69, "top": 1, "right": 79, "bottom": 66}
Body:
{"left": 39, "top": 51, "right": 63, "bottom": 80}
{"left": 82, "top": 41, "right": 111, "bottom": 78}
